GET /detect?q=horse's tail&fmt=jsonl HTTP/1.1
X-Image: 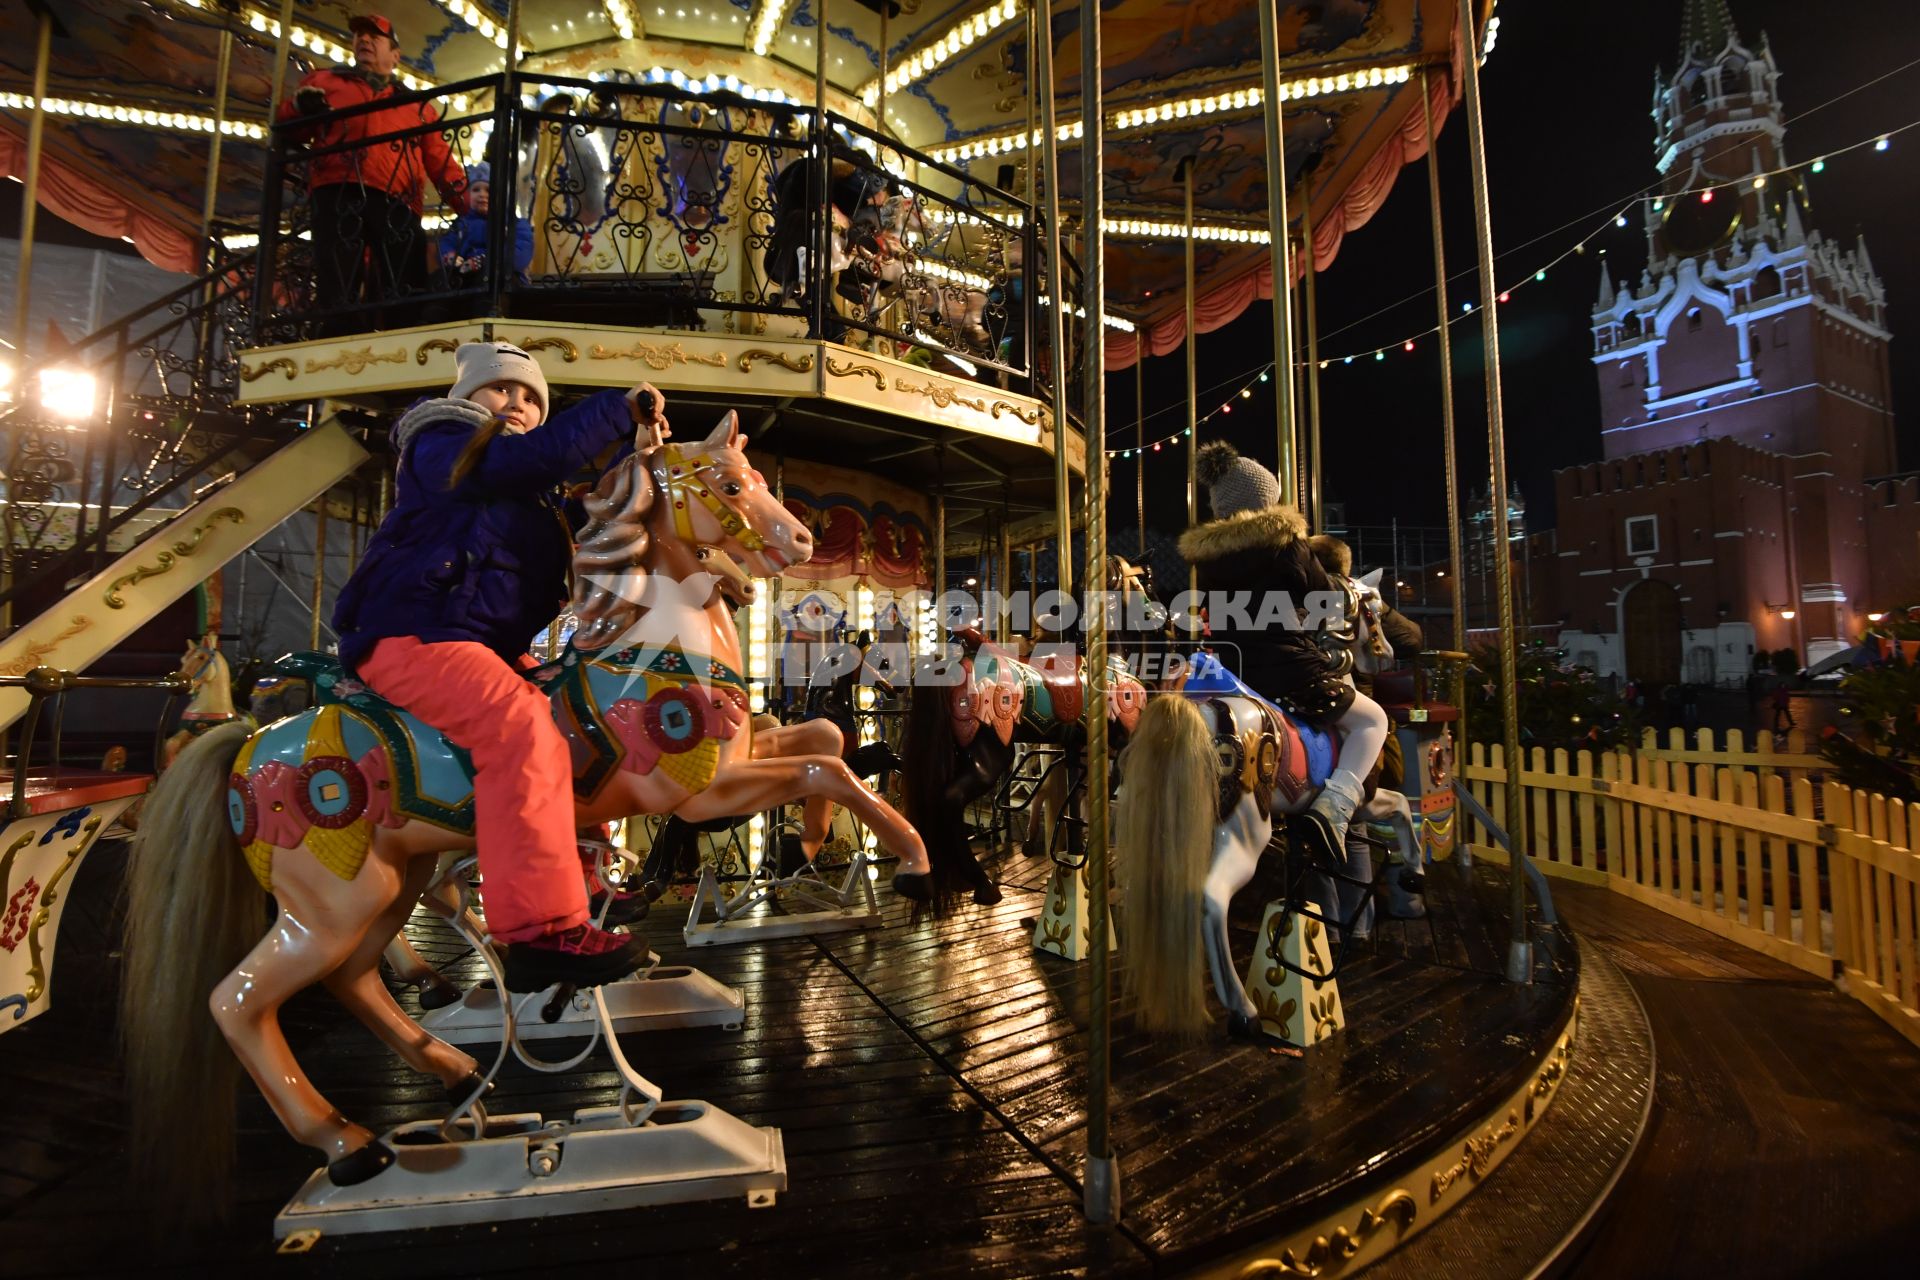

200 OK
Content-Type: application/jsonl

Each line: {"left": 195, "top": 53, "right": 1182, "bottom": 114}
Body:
{"left": 119, "top": 720, "right": 263, "bottom": 1221}
{"left": 1116, "top": 694, "right": 1218, "bottom": 1038}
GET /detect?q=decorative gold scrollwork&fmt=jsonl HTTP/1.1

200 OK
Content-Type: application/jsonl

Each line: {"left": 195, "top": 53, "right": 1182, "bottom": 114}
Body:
{"left": 1237, "top": 1190, "right": 1418, "bottom": 1278}
{"left": 588, "top": 340, "right": 728, "bottom": 370}
{"left": 517, "top": 336, "right": 580, "bottom": 363}
{"left": 738, "top": 349, "right": 815, "bottom": 374}
{"left": 824, "top": 357, "right": 887, "bottom": 391}
{"left": 0, "top": 615, "right": 94, "bottom": 678}
{"left": 304, "top": 346, "right": 406, "bottom": 376}
{"left": 23, "top": 817, "right": 103, "bottom": 1001}
{"left": 239, "top": 357, "right": 298, "bottom": 383}
{"left": 1430, "top": 1108, "right": 1521, "bottom": 1202}
{"left": 894, "top": 376, "right": 988, "bottom": 414}
{"left": 104, "top": 508, "right": 246, "bottom": 609}
{"left": 988, "top": 400, "right": 1044, "bottom": 426}
{"left": 414, "top": 337, "right": 460, "bottom": 365}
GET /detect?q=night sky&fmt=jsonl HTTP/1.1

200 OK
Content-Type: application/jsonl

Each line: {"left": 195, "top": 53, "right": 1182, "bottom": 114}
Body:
{"left": 1107, "top": 0, "right": 1920, "bottom": 539}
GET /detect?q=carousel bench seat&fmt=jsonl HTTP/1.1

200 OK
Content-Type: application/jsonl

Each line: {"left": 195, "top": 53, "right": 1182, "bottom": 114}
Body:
{"left": 0, "top": 769, "right": 152, "bottom": 816}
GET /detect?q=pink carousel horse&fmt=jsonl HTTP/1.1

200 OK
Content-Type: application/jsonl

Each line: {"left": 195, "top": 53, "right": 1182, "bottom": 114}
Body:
{"left": 120, "top": 411, "right": 931, "bottom": 1210}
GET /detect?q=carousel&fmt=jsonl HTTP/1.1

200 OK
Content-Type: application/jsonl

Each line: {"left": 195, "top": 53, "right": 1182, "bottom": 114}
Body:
{"left": 0, "top": 0, "right": 1648, "bottom": 1274}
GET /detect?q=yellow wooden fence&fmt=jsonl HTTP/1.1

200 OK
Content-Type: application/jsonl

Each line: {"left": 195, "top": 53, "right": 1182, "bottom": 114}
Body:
{"left": 1458, "top": 728, "right": 1920, "bottom": 1050}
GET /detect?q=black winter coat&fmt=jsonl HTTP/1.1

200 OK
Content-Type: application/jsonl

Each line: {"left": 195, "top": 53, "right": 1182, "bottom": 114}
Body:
{"left": 1177, "top": 504, "right": 1355, "bottom": 726}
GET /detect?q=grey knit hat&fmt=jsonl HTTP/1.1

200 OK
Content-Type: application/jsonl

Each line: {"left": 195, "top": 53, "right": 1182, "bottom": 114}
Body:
{"left": 449, "top": 341, "right": 549, "bottom": 414}
{"left": 1195, "top": 441, "right": 1281, "bottom": 519}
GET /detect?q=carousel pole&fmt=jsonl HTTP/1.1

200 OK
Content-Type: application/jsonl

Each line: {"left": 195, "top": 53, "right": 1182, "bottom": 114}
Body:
{"left": 1420, "top": 68, "right": 1470, "bottom": 717}
{"left": 999, "top": 492, "right": 1013, "bottom": 644}
{"left": 265, "top": 0, "right": 296, "bottom": 118}
{"left": 1135, "top": 332, "right": 1145, "bottom": 558}
{"left": 1078, "top": 0, "right": 1119, "bottom": 1226}
{"left": 811, "top": 0, "right": 831, "bottom": 342}
{"left": 878, "top": 0, "right": 889, "bottom": 135}
{"left": 1300, "top": 180, "right": 1324, "bottom": 531}
{"left": 309, "top": 494, "right": 328, "bottom": 650}
{"left": 11, "top": 5, "right": 52, "bottom": 356}
{"left": 1454, "top": 0, "right": 1530, "bottom": 983}
{"left": 1256, "top": 0, "right": 1298, "bottom": 505}
{"left": 1034, "top": 0, "right": 1072, "bottom": 598}
{"left": 199, "top": 20, "right": 235, "bottom": 259}
{"left": 1181, "top": 156, "right": 1198, "bottom": 613}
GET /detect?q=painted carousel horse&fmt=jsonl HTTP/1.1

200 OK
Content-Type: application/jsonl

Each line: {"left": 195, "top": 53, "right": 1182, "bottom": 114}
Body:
{"left": 162, "top": 632, "right": 244, "bottom": 766}
{"left": 1114, "top": 658, "right": 1418, "bottom": 1042}
{"left": 120, "top": 411, "right": 931, "bottom": 1204}
{"left": 906, "top": 558, "right": 1158, "bottom": 907}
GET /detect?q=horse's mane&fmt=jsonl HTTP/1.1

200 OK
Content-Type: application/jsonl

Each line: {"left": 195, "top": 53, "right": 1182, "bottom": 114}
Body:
{"left": 568, "top": 449, "right": 656, "bottom": 651}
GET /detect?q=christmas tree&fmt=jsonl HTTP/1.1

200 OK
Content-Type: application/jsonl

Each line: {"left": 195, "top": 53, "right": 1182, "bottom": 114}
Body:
{"left": 1820, "top": 613, "right": 1920, "bottom": 802}
{"left": 1464, "top": 640, "right": 1641, "bottom": 755}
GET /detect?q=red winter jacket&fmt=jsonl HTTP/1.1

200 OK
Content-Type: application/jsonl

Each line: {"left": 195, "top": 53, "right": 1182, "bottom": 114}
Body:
{"left": 276, "top": 67, "right": 469, "bottom": 215}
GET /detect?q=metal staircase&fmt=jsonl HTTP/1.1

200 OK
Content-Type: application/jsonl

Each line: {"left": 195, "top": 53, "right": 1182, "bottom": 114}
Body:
{"left": 0, "top": 253, "right": 368, "bottom": 730}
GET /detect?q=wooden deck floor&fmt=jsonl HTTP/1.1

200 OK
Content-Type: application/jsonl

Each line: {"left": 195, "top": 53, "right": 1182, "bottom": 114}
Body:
{"left": 1, "top": 841, "right": 1572, "bottom": 1278}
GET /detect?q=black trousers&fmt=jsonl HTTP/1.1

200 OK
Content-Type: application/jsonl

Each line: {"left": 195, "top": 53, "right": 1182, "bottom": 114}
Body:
{"left": 309, "top": 184, "right": 429, "bottom": 331}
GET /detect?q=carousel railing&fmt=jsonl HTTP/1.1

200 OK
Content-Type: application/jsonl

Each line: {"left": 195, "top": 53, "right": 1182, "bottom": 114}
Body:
{"left": 248, "top": 72, "right": 1043, "bottom": 390}
{"left": 0, "top": 669, "right": 191, "bottom": 804}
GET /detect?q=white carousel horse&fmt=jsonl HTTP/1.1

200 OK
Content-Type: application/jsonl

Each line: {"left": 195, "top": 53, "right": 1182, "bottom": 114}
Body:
{"left": 1115, "top": 657, "right": 1418, "bottom": 1043}
{"left": 119, "top": 411, "right": 930, "bottom": 1212}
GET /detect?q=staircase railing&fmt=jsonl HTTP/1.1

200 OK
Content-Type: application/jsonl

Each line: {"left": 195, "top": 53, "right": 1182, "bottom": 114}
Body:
{"left": 0, "top": 250, "right": 279, "bottom": 622}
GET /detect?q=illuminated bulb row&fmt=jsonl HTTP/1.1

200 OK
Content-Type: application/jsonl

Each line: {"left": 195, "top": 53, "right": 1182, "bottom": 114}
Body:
{"left": 859, "top": 0, "right": 1022, "bottom": 108}
{"left": 1038, "top": 296, "right": 1137, "bottom": 333}
{"left": 602, "top": 0, "right": 638, "bottom": 40}
{"left": 746, "top": 586, "right": 771, "bottom": 715}
{"left": 914, "top": 259, "right": 995, "bottom": 292}
{"left": 1110, "top": 63, "right": 1413, "bottom": 131}
{"left": 434, "top": 1, "right": 533, "bottom": 52}
{"left": 239, "top": 5, "right": 436, "bottom": 91}
{"left": 933, "top": 63, "right": 1415, "bottom": 161}
{"left": 1106, "top": 217, "right": 1270, "bottom": 244}
{"left": 633, "top": 65, "right": 795, "bottom": 102}
{"left": 0, "top": 92, "right": 266, "bottom": 139}
{"left": 749, "top": 0, "right": 792, "bottom": 57}
{"left": 929, "top": 120, "right": 1083, "bottom": 165}
{"left": 921, "top": 206, "right": 1027, "bottom": 230}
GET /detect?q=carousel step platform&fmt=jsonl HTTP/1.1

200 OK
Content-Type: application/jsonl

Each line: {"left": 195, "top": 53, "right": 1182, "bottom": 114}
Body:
{"left": 2, "top": 839, "right": 1589, "bottom": 1277}
{"left": 0, "top": 768, "right": 151, "bottom": 815}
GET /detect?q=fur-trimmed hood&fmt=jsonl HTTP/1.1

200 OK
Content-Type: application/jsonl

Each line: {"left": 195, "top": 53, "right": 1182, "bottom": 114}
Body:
{"left": 392, "top": 397, "right": 493, "bottom": 455}
{"left": 1178, "top": 504, "right": 1308, "bottom": 565}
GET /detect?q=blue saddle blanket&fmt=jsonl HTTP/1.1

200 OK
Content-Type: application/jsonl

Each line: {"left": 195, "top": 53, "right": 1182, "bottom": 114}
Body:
{"left": 1181, "top": 651, "right": 1338, "bottom": 787}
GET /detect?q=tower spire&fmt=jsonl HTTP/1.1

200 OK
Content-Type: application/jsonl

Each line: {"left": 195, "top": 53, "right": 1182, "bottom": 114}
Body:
{"left": 1679, "top": 0, "right": 1740, "bottom": 65}
{"left": 1596, "top": 262, "right": 1615, "bottom": 309}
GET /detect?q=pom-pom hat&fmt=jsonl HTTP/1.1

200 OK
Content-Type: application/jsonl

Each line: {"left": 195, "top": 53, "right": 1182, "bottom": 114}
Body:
{"left": 1195, "top": 440, "right": 1281, "bottom": 519}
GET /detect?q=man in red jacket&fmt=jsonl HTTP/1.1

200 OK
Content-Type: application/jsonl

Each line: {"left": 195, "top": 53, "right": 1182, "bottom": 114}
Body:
{"left": 276, "top": 14, "right": 469, "bottom": 329}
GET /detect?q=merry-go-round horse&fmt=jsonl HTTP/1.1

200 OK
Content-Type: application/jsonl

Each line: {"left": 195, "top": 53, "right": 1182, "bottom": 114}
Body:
{"left": 120, "top": 411, "right": 932, "bottom": 1210}
{"left": 1115, "top": 658, "right": 1418, "bottom": 1042}
{"left": 906, "top": 557, "right": 1158, "bottom": 908}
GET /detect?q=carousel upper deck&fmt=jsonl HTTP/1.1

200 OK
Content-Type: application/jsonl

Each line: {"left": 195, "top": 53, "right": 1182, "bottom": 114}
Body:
{"left": 231, "top": 73, "right": 1085, "bottom": 522}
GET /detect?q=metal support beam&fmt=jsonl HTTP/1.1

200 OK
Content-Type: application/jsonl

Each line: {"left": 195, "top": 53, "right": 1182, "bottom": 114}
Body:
{"left": 1256, "top": 0, "right": 1298, "bottom": 504}
{"left": 199, "top": 22, "right": 235, "bottom": 258}
{"left": 309, "top": 495, "right": 328, "bottom": 651}
{"left": 1034, "top": 0, "right": 1073, "bottom": 596}
{"left": 1420, "top": 68, "right": 1469, "bottom": 712}
{"left": 266, "top": 0, "right": 296, "bottom": 119}
{"left": 1454, "top": 0, "right": 1530, "bottom": 984}
{"left": 1301, "top": 179, "right": 1323, "bottom": 531}
{"left": 1182, "top": 155, "right": 1199, "bottom": 608}
{"left": 12, "top": 8, "right": 53, "bottom": 355}
{"left": 1079, "top": 0, "right": 1119, "bottom": 1227}
{"left": 1135, "top": 332, "right": 1145, "bottom": 558}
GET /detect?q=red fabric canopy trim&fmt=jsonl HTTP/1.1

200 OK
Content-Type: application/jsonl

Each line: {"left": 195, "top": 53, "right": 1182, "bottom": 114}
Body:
{"left": 1105, "top": 71, "right": 1456, "bottom": 372}
{"left": 0, "top": 128, "right": 199, "bottom": 274}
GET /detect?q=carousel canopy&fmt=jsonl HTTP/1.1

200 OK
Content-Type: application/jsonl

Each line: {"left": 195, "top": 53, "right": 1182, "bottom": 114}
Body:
{"left": 0, "top": 0, "right": 1478, "bottom": 366}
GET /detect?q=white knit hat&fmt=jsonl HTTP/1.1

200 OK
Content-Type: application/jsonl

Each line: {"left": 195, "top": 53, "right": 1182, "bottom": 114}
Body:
{"left": 449, "top": 341, "right": 549, "bottom": 414}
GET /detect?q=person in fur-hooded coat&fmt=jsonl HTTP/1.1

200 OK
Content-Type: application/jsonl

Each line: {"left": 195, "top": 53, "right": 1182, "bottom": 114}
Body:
{"left": 1179, "top": 440, "right": 1390, "bottom": 861}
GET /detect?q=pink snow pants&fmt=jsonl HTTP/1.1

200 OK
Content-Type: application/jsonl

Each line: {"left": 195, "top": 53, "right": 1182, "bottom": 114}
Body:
{"left": 358, "top": 636, "right": 585, "bottom": 942}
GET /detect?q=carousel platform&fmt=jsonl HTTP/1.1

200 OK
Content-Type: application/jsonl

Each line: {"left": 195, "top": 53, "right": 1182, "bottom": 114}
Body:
{"left": 0, "top": 839, "right": 1647, "bottom": 1277}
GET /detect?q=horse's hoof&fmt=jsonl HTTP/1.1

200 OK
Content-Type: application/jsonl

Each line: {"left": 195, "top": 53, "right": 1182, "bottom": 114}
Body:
{"left": 1226, "top": 1011, "right": 1260, "bottom": 1040}
{"left": 972, "top": 881, "right": 1003, "bottom": 906}
{"left": 418, "top": 978, "right": 464, "bottom": 1011}
{"left": 891, "top": 872, "right": 932, "bottom": 902}
{"left": 327, "top": 1139, "right": 396, "bottom": 1187}
{"left": 444, "top": 1071, "right": 494, "bottom": 1108}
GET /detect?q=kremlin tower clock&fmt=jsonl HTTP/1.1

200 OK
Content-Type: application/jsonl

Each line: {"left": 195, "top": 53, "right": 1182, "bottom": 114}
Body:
{"left": 1549, "top": 0, "right": 1911, "bottom": 685}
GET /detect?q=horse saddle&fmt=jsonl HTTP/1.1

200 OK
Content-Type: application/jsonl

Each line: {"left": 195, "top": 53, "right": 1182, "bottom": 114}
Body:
{"left": 1181, "top": 652, "right": 1338, "bottom": 820}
